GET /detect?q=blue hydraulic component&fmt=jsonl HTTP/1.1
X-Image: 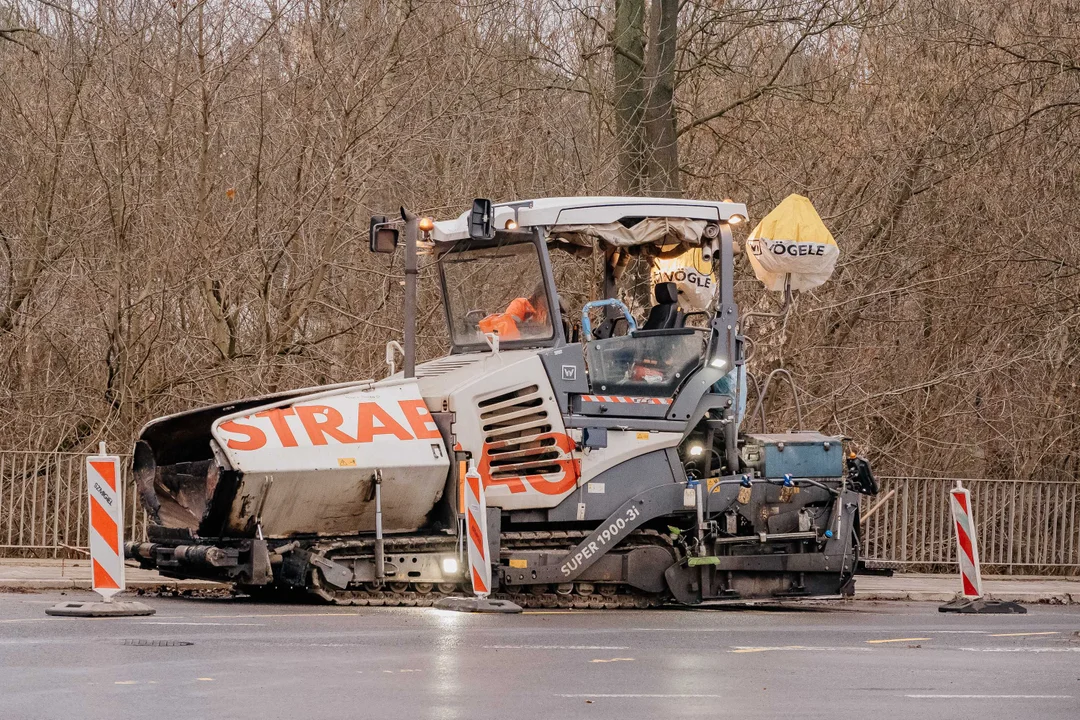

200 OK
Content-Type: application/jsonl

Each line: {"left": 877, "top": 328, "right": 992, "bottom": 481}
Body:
{"left": 581, "top": 298, "right": 637, "bottom": 340}
{"left": 741, "top": 433, "right": 844, "bottom": 479}
{"left": 783, "top": 474, "right": 794, "bottom": 487}
{"left": 740, "top": 474, "right": 752, "bottom": 488}
{"left": 824, "top": 530, "right": 834, "bottom": 539}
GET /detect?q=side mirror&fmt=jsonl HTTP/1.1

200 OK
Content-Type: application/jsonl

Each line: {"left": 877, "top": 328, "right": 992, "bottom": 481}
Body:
{"left": 369, "top": 215, "right": 399, "bottom": 254}
{"left": 467, "top": 198, "right": 495, "bottom": 241}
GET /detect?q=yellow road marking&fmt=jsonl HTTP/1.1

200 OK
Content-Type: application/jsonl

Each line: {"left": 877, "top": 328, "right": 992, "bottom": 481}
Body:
{"left": 989, "top": 631, "right": 1059, "bottom": 637}
{"left": 866, "top": 637, "right": 931, "bottom": 644}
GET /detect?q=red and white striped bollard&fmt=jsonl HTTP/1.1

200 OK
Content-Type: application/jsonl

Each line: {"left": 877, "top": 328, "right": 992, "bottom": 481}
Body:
{"left": 939, "top": 479, "right": 1025, "bottom": 614}
{"left": 46, "top": 443, "right": 155, "bottom": 617}
{"left": 949, "top": 480, "right": 983, "bottom": 599}
{"left": 464, "top": 459, "right": 491, "bottom": 598}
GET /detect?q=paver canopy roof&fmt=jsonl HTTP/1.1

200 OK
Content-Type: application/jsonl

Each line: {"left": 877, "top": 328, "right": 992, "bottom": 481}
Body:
{"left": 430, "top": 196, "right": 748, "bottom": 254}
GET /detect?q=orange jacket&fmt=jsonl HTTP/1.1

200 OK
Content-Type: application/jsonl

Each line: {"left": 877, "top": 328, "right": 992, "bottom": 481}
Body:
{"left": 478, "top": 297, "right": 545, "bottom": 340}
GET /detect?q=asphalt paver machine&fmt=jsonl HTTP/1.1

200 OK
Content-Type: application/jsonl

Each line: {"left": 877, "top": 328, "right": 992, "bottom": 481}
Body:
{"left": 127, "top": 196, "right": 878, "bottom": 608}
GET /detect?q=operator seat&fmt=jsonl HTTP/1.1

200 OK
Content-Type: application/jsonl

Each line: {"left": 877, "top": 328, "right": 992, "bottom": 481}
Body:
{"left": 642, "top": 282, "right": 682, "bottom": 330}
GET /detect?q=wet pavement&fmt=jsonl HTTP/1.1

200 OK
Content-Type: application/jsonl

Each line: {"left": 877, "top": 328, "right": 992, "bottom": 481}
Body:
{"left": 1, "top": 591, "right": 1078, "bottom": 719}
{"left": 5, "top": 560, "right": 1079, "bottom": 604}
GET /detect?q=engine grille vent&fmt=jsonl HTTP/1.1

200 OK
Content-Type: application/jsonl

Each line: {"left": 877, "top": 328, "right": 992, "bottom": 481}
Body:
{"left": 416, "top": 356, "right": 483, "bottom": 378}
{"left": 478, "top": 385, "right": 562, "bottom": 479}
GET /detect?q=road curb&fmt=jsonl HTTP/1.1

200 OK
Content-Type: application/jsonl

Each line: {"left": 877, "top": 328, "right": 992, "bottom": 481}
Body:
{"left": 856, "top": 589, "right": 1078, "bottom": 605}
{"left": 0, "top": 579, "right": 225, "bottom": 592}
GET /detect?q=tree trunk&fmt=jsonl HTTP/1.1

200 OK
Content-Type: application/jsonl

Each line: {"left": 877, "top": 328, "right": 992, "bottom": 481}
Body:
{"left": 613, "top": 0, "right": 646, "bottom": 194}
{"left": 644, "top": 0, "right": 680, "bottom": 197}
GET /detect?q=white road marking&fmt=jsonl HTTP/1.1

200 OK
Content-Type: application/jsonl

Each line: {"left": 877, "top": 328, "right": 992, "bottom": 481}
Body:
{"left": 730, "top": 646, "right": 872, "bottom": 653}
{"left": 559, "top": 694, "right": 726, "bottom": 699}
{"left": 484, "top": 645, "right": 630, "bottom": 650}
{"left": 867, "top": 637, "right": 931, "bottom": 644}
{"left": 590, "top": 658, "right": 634, "bottom": 663}
{"left": 625, "top": 628, "right": 738, "bottom": 632}
{"left": 989, "top": 631, "right": 1059, "bottom": 637}
{"left": 134, "top": 621, "right": 264, "bottom": 626}
{"left": 904, "top": 694, "right": 1072, "bottom": 699}
{"left": 958, "top": 647, "right": 1080, "bottom": 653}
{"left": 305, "top": 643, "right": 351, "bottom": 647}
{"left": 198, "top": 613, "right": 361, "bottom": 619}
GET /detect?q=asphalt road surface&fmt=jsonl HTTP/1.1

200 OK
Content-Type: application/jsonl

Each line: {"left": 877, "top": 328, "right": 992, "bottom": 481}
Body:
{"left": 1, "top": 592, "right": 1078, "bottom": 720}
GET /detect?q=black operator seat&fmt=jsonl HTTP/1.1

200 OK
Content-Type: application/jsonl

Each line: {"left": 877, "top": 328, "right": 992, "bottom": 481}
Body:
{"left": 642, "top": 282, "right": 682, "bottom": 330}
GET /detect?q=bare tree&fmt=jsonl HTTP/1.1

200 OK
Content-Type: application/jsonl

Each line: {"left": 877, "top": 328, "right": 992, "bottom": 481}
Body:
{"left": 0, "top": 0, "right": 1074, "bottom": 490}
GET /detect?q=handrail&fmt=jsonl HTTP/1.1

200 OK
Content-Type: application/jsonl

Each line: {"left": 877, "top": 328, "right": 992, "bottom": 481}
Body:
{"left": 581, "top": 298, "right": 637, "bottom": 340}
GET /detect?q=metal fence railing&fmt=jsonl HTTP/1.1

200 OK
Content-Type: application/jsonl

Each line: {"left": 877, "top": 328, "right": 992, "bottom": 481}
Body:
{"left": 0, "top": 450, "right": 146, "bottom": 558}
{"left": 860, "top": 476, "right": 1080, "bottom": 575}
{"left": 0, "top": 450, "right": 1077, "bottom": 574}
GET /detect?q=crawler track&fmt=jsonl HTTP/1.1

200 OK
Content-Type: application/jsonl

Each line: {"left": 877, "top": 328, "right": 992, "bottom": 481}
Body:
{"left": 308, "top": 529, "right": 674, "bottom": 609}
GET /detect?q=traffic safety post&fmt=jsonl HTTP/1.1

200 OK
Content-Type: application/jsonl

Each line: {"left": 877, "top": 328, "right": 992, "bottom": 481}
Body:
{"left": 939, "top": 480, "right": 1025, "bottom": 614}
{"left": 464, "top": 461, "right": 491, "bottom": 598}
{"left": 46, "top": 444, "right": 155, "bottom": 618}
{"left": 950, "top": 482, "right": 983, "bottom": 599}
{"left": 433, "top": 459, "right": 521, "bottom": 614}
{"left": 86, "top": 451, "right": 126, "bottom": 599}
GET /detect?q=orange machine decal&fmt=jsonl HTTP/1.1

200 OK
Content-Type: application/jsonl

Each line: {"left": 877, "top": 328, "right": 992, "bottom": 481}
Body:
{"left": 477, "top": 432, "right": 580, "bottom": 496}
{"left": 219, "top": 399, "right": 440, "bottom": 452}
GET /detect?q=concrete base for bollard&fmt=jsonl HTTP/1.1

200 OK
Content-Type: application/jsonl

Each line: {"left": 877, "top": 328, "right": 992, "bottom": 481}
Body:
{"left": 433, "top": 596, "right": 522, "bottom": 614}
{"left": 46, "top": 600, "right": 156, "bottom": 618}
{"left": 938, "top": 595, "right": 1027, "bottom": 614}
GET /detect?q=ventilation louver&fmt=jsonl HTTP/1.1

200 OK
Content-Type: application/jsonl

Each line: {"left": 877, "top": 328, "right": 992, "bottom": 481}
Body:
{"left": 478, "top": 385, "right": 564, "bottom": 480}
